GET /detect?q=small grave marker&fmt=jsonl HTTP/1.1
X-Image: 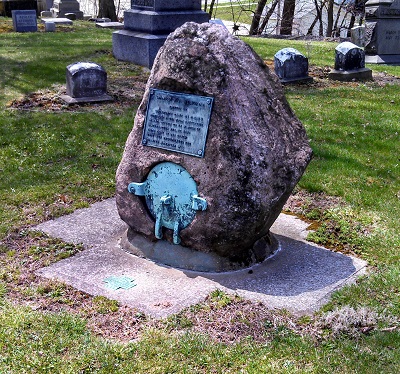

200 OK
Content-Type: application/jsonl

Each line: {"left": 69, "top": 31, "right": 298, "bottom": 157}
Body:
{"left": 329, "top": 42, "right": 372, "bottom": 81}
{"left": 12, "top": 10, "right": 38, "bottom": 32}
{"left": 274, "top": 48, "right": 313, "bottom": 84}
{"left": 61, "top": 62, "right": 113, "bottom": 104}
{"left": 44, "top": 21, "right": 56, "bottom": 32}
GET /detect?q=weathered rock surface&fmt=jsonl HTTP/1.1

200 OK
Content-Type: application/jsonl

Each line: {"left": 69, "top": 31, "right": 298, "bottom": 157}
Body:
{"left": 116, "top": 22, "right": 312, "bottom": 267}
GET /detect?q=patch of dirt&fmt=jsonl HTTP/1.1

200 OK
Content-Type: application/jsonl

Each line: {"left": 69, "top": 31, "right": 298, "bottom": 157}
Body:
{"left": 264, "top": 58, "right": 400, "bottom": 87}
{"left": 283, "top": 189, "right": 345, "bottom": 219}
{"left": 0, "top": 225, "right": 313, "bottom": 344}
{"left": 9, "top": 58, "right": 400, "bottom": 113}
{"left": 7, "top": 69, "right": 148, "bottom": 113}
{"left": 2, "top": 189, "right": 397, "bottom": 344}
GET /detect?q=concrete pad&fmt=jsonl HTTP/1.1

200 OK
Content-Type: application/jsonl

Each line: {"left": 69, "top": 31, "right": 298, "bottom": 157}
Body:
{"left": 96, "top": 22, "right": 124, "bottom": 30}
{"left": 34, "top": 198, "right": 368, "bottom": 318}
{"left": 41, "top": 18, "right": 73, "bottom": 25}
{"left": 60, "top": 94, "right": 114, "bottom": 105}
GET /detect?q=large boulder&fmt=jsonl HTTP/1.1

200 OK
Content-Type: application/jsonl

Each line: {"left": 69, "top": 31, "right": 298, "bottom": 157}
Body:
{"left": 116, "top": 22, "right": 312, "bottom": 267}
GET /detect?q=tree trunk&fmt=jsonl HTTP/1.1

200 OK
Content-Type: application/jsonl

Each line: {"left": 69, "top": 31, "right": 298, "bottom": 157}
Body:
{"left": 332, "top": 0, "right": 346, "bottom": 37}
{"left": 98, "top": 0, "right": 118, "bottom": 21}
{"left": 280, "top": 0, "right": 296, "bottom": 35}
{"left": 208, "top": 0, "right": 216, "bottom": 17}
{"left": 249, "top": 0, "right": 268, "bottom": 35}
{"left": 308, "top": 0, "right": 325, "bottom": 36}
{"left": 307, "top": 15, "right": 318, "bottom": 35}
{"left": 257, "top": 0, "right": 280, "bottom": 35}
{"left": 326, "top": 0, "right": 334, "bottom": 36}
{"left": 347, "top": 14, "right": 356, "bottom": 37}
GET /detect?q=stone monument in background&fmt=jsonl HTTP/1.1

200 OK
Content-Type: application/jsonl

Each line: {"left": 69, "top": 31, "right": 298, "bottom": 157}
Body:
{"left": 365, "top": 0, "right": 400, "bottom": 63}
{"left": 116, "top": 22, "right": 312, "bottom": 272}
{"left": 51, "top": 0, "right": 83, "bottom": 19}
{"left": 112, "top": 0, "right": 209, "bottom": 68}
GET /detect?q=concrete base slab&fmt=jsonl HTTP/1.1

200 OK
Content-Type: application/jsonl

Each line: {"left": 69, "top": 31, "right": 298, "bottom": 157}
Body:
{"left": 60, "top": 94, "right": 114, "bottom": 105}
{"left": 96, "top": 22, "right": 124, "bottom": 30}
{"left": 34, "top": 198, "right": 368, "bottom": 318}
{"left": 328, "top": 68, "right": 373, "bottom": 81}
{"left": 40, "top": 18, "right": 73, "bottom": 25}
{"left": 365, "top": 54, "right": 400, "bottom": 65}
{"left": 280, "top": 76, "right": 314, "bottom": 84}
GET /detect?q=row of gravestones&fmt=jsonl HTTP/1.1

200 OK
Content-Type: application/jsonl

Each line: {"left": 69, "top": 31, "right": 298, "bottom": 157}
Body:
{"left": 11, "top": 8, "right": 75, "bottom": 32}
{"left": 275, "top": 42, "right": 372, "bottom": 83}
{"left": 12, "top": 0, "right": 400, "bottom": 67}
{"left": 62, "top": 42, "right": 371, "bottom": 112}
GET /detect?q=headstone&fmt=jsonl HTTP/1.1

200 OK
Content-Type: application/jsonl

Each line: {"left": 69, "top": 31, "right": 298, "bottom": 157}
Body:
{"left": 329, "top": 42, "right": 373, "bottom": 81}
{"left": 351, "top": 25, "right": 366, "bottom": 47}
{"left": 112, "top": 0, "right": 210, "bottom": 68}
{"left": 44, "top": 21, "right": 56, "bottom": 32}
{"left": 116, "top": 23, "right": 313, "bottom": 272}
{"left": 64, "top": 12, "right": 76, "bottom": 20}
{"left": 12, "top": 10, "right": 38, "bottom": 32}
{"left": 274, "top": 48, "right": 313, "bottom": 84}
{"left": 50, "top": 0, "right": 83, "bottom": 19}
{"left": 41, "top": 10, "right": 53, "bottom": 18}
{"left": 61, "top": 62, "right": 113, "bottom": 104}
{"left": 365, "top": 0, "right": 400, "bottom": 63}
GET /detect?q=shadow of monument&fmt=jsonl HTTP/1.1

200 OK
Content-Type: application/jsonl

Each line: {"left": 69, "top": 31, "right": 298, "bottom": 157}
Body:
{"left": 184, "top": 234, "right": 358, "bottom": 297}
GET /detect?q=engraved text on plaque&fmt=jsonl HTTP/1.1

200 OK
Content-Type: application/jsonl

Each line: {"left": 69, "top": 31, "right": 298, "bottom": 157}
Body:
{"left": 142, "top": 89, "right": 213, "bottom": 158}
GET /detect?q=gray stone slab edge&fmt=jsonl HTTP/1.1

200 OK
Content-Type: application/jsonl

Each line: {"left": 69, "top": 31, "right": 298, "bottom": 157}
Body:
{"left": 33, "top": 198, "right": 368, "bottom": 318}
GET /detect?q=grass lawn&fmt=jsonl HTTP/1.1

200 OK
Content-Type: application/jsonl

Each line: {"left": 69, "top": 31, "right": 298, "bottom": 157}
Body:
{"left": 0, "top": 18, "right": 399, "bottom": 373}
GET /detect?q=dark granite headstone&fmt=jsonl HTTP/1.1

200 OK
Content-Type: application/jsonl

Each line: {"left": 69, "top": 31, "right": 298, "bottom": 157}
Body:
{"left": 329, "top": 42, "right": 373, "bottom": 81}
{"left": 50, "top": 0, "right": 83, "bottom": 19}
{"left": 65, "top": 12, "right": 76, "bottom": 20}
{"left": 334, "top": 42, "right": 365, "bottom": 70}
{"left": 113, "top": 0, "right": 210, "bottom": 68}
{"left": 12, "top": 10, "right": 38, "bottom": 32}
{"left": 365, "top": 0, "right": 400, "bottom": 63}
{"left": 274, "top": 48, "right": 313, "bottom": 84}
{"left": 61, "top": 62, "right": 113, "bottom": 104}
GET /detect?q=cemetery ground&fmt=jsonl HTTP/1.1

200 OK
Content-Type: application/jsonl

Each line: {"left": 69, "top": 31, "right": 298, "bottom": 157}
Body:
{"left": 0, "top": 18, "right": 399, "bottom": 373}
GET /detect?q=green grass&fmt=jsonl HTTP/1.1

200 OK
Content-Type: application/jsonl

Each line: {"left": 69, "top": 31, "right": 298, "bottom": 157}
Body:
{"left": 211, "top": 1, "right": 258, "bottom": 25}
{"left": 0, "top": 20, "right": 131, "bottom": 236}
{"left": 0, "top": 17, "right": 400, "bottom": 373}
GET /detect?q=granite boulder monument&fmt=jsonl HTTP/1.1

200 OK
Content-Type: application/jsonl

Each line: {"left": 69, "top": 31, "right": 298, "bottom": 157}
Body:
{"left": 116, "top": 22, "right": 313, "bottom": 271}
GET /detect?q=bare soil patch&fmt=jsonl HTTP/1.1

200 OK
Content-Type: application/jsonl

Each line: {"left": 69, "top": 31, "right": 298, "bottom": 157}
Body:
{"left": 7, "top": 70, "right": 148, "bottom": 113}
{"left": 0, "top": 190, "right": 350, "bottom": 344}
{"left": 8, "top": 58, "right": 400, "bottom": 113}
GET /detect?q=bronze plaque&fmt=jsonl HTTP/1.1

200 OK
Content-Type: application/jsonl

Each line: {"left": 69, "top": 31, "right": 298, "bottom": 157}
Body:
{"left": 142, "top": 89, "right": 213, "bottom": 158}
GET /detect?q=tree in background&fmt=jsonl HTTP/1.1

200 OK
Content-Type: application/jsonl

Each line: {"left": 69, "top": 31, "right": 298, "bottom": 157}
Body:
{"left": 280, "top": 0, "right": 296, "bottom": 35}
{"left": 98, "top": 0, "right": 118, "bottom": 21}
